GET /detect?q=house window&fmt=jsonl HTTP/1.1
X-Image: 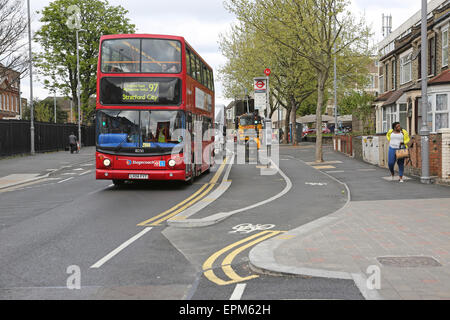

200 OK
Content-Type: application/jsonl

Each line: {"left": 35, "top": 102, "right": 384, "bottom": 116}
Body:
{"left": 384, "top": 63, "right": 389, "bottom": 91}
{"left": 399, "top": 103, "right": 407, "bottom": 129}
{"left": 434, "top": 94, "right": 449, "bottom": 131}
{"left": 383, "top": 105, "right": 398, "bottom": 132}
{"left": 379, "top": 75, "right": 384, "bottom": 93}
{"left": 400, "top": 53, "right": 412, "bottom": 84}
{"left": 429, "top": 37, "right": 436, "bottom": 76}
{"left": 442, "top": 27, "right": 448, "bottom": 68}
{"left": 392, "top": 60, "right": 396, "bottom": 90}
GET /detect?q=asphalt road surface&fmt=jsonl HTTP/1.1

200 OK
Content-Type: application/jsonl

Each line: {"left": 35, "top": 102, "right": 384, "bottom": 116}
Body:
{"left": 0, "top": 145, "right": 363, "bottom": 300}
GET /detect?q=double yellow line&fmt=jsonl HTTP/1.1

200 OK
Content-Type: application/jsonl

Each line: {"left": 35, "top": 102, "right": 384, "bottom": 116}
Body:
{"left": 202, "top": 230, "right": 284, "bottom": 286}
{"left": 137, "top": 157, "right": 229, "bottom": 227}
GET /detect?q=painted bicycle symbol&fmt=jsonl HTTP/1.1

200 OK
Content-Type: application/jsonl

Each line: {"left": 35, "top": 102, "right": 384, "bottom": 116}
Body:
{"left": 229, "top": 223, "right": 276, "bottom": 234}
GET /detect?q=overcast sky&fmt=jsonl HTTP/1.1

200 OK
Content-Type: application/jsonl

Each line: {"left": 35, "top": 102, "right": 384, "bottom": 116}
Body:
{"left": 20, "top": 0, "right": 424, "bottom": 107}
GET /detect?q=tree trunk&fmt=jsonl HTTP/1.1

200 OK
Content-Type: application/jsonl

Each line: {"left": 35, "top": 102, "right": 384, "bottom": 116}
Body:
{"left": 315, "top": 72, "right": 327, "bottom": 163}
{"left": 284, "top": 107, "right": 291, "bottom": 144}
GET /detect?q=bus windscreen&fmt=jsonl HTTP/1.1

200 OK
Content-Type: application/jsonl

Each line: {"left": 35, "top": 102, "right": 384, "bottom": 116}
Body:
{"left": 101, "top": 38, "right": 182, "bottom": 73}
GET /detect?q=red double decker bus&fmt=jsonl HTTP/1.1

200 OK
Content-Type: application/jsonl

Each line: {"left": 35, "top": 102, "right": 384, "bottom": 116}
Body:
{"left": 95, "top": 34, "right": 215, "bottom": 185}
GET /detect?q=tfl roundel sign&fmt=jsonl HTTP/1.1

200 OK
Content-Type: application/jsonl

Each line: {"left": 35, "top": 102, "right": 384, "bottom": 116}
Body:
{"left": 254, "top": 79, "right": 267, "bottom": 91}
{"left": 264, "top": 68, "right": 271, "bottom": 76}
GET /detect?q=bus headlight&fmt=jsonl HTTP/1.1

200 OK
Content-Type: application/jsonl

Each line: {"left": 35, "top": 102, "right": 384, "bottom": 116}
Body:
{"left": 103, "top": 158, "right": 111, "bottom": 167}
{"left": 168, "top": 159, "right": 176, "bottom": 167}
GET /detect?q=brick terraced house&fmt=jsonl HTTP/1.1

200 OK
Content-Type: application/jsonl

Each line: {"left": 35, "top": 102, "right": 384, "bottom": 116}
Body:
{"left": 0, "top": 65, "right": 21, "bottom": 120}
{"left": 334, "top": 0, "right": 450, "bottom": 183}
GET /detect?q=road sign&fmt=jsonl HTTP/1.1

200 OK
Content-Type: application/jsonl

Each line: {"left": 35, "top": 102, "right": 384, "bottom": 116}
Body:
{"left": 264, "top": 68, "right": 271, "bottom": 76}
{"left": 254, "top": 77, "right": 269, "bottom": 113}
{"left": 254, "top": 79, "right": 267, "bottom": 92}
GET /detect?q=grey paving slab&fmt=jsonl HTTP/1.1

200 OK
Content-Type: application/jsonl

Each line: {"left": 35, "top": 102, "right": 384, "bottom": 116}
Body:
{"left": 250, "top": 144, "right": 450, "bottom": 300}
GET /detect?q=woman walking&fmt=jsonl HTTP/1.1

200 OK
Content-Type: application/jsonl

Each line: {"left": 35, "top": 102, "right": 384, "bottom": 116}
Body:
{"left": 386, "top": 122, "right": 410, "bottom": 183}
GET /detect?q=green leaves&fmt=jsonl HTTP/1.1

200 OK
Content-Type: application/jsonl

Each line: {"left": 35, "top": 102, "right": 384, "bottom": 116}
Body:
{"left": 223, "top": 0, "right": 373, "bottom": 151}
{"left": 34, "top": 0, "right": 136, "bottom": 124}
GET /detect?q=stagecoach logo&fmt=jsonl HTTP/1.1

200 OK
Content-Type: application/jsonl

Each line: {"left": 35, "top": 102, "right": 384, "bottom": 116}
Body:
{"left": 124, "top": 159, "right": 165, "bottom": 167}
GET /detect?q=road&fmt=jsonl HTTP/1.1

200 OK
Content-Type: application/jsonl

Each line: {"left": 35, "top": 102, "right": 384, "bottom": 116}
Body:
{"left": 0, "top": 144, "right": 363, "bottom": 300}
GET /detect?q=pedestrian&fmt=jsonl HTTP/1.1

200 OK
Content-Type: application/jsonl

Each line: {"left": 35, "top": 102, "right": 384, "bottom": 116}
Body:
{"left": 69, "top": 132, "right": 78, "bottom": 154}
{"left": 386, "top": 122, "right": 410, "bottom": 183}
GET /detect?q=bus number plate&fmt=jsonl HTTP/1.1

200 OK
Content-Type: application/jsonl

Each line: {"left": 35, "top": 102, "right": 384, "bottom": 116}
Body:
{"left": 128, "top": 174, "right": 149, "bottom": 180}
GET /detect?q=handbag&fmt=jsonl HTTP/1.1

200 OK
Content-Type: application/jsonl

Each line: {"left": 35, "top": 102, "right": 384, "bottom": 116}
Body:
{"left": 395, "top": 145, "right": 409, "bottom": 159}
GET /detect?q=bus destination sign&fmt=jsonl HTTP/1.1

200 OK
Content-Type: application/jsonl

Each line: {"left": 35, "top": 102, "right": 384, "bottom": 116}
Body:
{"left": 122, "top": 82, "right": 159, "bottom": 103}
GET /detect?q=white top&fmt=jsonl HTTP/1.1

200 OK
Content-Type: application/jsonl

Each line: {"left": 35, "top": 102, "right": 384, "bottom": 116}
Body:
{"left": 390, "top": 132, "right": 403, "bottom": 149}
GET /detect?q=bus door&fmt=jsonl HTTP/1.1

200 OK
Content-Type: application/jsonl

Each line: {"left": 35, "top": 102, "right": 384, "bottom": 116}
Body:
{"left": 185, "top": 112, "right": 194, "bottom": 177}
{"left": 193, "top": 114, "right": 203, "bottom": 174}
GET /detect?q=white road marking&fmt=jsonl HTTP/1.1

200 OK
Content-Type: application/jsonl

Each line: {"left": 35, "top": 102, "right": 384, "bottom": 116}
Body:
{"left": 305, "top": 182, "right": 328, "bottom": 186}
{"left": 73, "top": 168, "right": 84, "bottom": 171}
{"left": 225, "top": 160, "right": 292, "bottom": 216}
{"left": 325, "top": 170, "right": 345, "bottom": 173}
{"left": 58, "top": 177, "right": 74, "bottom": 184}
{"left": 61, "top": 172, "right": 77, "bottom": 175}
{"left": 79, "top": 170, "right": 92, "bottom": 176}
{"left": 230, "top": 283, "right": 247, "bottom": 300}
{"left": 90, "top": 227, "right": 152, "bottom": 269}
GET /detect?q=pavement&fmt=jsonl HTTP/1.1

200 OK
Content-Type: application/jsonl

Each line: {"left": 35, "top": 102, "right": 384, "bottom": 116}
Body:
{"left": 250, "top": 143, "right": 450, "bottom": 300}
{"left": 0, "top": 147, "right": 95, "bottom": 190}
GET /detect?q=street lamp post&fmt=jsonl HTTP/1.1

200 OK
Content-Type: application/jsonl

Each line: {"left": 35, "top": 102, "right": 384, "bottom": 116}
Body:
{"left": 76, "top": 28, "right": 85, "bottom": 149}
{"left": 26, "top": 0, "right": 35, "bottom": 155}
{"left": 420, "top": 0, "right": 431, "bottom": 184}
{"left": 54, "top": 90, "right": 57, "bottom": 124}
{"left": 333, "top": 2, "right": 338, "bottom": 135}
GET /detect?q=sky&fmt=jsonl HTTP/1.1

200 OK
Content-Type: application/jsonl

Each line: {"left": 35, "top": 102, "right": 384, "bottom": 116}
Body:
{"left": 18, "top": 0, "right": 424, "bottom": 108}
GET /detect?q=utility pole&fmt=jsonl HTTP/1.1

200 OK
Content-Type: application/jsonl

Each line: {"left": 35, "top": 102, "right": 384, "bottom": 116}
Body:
{"left": 54, "top": 90, "right": 57, "bottom": 124}
{"left": 420, "top": 0, "right": 431, "bottom": 184}
{"left": 26, "top": 0, "right": 35, "bottom": 155}
{"left": 333, "top": 2, "right": 338, "bottom": 135}
{"left": 76, "top": 28, "right": 83, "bottom": 149}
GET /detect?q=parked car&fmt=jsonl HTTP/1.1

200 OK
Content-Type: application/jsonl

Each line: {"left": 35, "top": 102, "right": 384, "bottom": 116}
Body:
{"left": 302, "top": 127, "right": 330, "bottom": 137}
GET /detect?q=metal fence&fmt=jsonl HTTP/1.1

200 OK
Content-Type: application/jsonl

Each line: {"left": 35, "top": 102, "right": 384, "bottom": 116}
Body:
{"left": 0, "top": 120, "right": 95, "bottom": 157}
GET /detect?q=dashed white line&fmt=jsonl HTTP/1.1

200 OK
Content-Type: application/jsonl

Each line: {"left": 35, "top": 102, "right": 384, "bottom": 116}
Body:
{"left": 90, "top": 227, "right": 152, "bottom": 269}
{"left": 230, "top": 283, "right": 247, "bottom": 300}
{"left": 79, "top": 170, "right": 92, "bottom": 176}
{"left": 58, "top": 177, "right": 74, "bottom": 184}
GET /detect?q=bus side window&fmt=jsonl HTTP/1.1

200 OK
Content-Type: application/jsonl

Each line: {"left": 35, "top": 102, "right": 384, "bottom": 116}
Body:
{"left": 195, "top": 56, "right": 201, "bottom": 81}
{"left": 202, "top": 65, "right": 208, "bottom": 88}
{"left": 186, "top": 48, "right": 192, "bottom": 76}
{"left": 190, "top": 51, "right": 196, "bottom": 79}
{"left": 208, "top": 69, "right": 213, "bottom": 90}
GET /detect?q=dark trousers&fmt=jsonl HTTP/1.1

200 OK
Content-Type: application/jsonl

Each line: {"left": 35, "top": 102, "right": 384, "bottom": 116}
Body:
{"left": 70, "top": 143, "right": 77, "bottom": 153}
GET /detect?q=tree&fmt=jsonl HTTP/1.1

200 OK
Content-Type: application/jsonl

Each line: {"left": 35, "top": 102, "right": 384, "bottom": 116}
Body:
{"left": 0, "top": 0, "right": 27, "bottom": 84}
{"left": 226, "top": 0, "right": 371, "bottom": 161}
{"left": 219, "top": 19, "right": 316, "bottom": 144}
{"left": 34, "top": 0, "right": 135, "bottom": 123}
{"left": 340, "top": 90, "right": 375, "bottom": 134}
